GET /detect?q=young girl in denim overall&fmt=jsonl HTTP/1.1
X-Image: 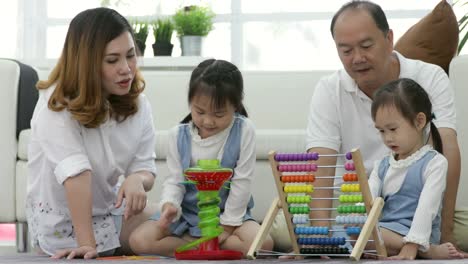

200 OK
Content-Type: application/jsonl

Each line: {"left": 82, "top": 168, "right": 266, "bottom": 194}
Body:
{"left": 369, "top": 78, "right": 463, "bottom": 260}
{"left": 129, "top": 59, "right": 273, "bottom": 257}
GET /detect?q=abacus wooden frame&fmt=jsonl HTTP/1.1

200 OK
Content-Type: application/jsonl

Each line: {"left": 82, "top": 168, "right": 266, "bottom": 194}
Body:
{"left": 246, "top": 148, "right": 387, "bottom": 260}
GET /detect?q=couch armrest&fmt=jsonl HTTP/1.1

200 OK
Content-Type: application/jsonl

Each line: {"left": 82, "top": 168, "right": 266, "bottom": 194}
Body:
{"left": 0, "top": 59, "right": 20, "bottom": 222}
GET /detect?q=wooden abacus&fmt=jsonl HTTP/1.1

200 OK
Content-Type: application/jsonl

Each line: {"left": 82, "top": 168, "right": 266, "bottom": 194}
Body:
{"left": 247, "top": 148, "right": 387, "bottom": 260}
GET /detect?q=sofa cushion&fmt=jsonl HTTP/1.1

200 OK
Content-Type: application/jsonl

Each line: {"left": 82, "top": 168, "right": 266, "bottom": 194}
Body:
{"left": 0, "top": 59, "right": 20, "bottom": 222}
{"left": 394, "top": 0, "right": 458, "bottom": 73}
{"left": 18, "top": 129, "right": 30, "bottom": 161}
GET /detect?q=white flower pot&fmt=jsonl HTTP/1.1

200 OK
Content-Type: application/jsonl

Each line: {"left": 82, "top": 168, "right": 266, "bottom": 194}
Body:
{"left": 180, "top": 36, "right": 203, "bottom": 56}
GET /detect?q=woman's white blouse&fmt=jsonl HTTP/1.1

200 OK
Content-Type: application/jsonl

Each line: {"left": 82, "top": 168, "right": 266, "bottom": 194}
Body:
{"left": 26, "top": 86, "right": 157, "bottom": 255}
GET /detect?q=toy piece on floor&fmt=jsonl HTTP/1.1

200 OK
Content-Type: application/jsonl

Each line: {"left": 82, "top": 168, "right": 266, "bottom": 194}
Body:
{"left": 247, "top": 148, "right": 387, "bottom": 261}
{"left": 96, "top": 255, "right": 160, "bottom": 260}
{"left": 174, "top": 159, "right": 243, "bottom": 260}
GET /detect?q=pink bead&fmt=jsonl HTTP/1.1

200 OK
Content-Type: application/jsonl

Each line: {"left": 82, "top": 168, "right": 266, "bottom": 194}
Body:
{"left": 345, "top": 162, "right": 355, "bottom": 171}
{"left": 309, "top": 164, "right": 317, "bottom": 172}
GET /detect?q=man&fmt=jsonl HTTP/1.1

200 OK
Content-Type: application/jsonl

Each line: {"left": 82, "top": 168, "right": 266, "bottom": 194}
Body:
{"left": 273, "top": 0, "right": 465, "bottom": 259}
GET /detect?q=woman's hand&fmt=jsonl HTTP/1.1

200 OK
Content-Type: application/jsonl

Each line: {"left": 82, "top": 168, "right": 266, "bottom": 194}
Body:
{"left": 51, "top": 245, "right": 98, "bottom": 259}
{"left": 115, "top": 173, "right": 148, "bottom": 220}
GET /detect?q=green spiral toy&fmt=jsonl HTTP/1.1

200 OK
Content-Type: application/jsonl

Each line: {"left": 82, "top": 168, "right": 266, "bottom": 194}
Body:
{"left": 174, "top": 159, "right": 243, "bottom": 260}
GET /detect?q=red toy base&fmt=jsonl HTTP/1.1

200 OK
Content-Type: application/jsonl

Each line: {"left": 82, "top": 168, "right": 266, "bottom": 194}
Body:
{"left": 175, "top": 249, "right": 243, "bottom": 260}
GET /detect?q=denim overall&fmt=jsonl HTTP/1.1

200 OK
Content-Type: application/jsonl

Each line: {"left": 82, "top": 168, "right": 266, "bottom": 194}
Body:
{"left": 378, "top": 151, "right": 441, "bottom": 244}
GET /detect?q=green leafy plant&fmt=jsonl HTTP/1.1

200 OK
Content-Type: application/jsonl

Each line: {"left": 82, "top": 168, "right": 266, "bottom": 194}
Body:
{"left": 153, "top": 18, "right": 174, "bottom": 44}
{"left": 131, "top": 20, "right": 149, "bottom": 44}
{"left": 454, "top": 0, "right": 468, "bottom": 53}
{"left": 130, "top": 20, "right": 149, "bottom": 55}
{"left": 173, "top": 5, "right": 215, "bottom": 36}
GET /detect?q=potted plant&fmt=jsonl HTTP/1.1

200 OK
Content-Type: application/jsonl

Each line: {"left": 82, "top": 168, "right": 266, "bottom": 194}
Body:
{"left": 152, "top": 18, "right": 174, "bottom": 56}
{"left": 131, "top": 20, "right": 149, "bottom": 56}
{"left": 454, "top": 0, "right": 468, "bottom": 53}
{"left": 173, "top": 5, "right": 215, "bottom": 56}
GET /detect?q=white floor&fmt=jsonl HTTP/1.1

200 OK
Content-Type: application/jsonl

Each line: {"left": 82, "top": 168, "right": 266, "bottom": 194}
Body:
{"left": 0, "top": 244, "right": 17, "bottom": 255}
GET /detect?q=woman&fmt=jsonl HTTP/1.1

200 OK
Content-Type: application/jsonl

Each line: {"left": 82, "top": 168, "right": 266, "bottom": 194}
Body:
{"left": 26, "top": 7, "right": 157, "bottom": 259}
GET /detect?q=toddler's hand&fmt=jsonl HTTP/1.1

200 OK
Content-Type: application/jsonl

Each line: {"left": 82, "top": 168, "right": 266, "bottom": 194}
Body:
{"left": 218, "top": 224, "right": 236, "bottom": 245}
{"left": 388, "top": 243, "right": 418, "bottom": 260}
{"left": 158, "top": 203, "right": 178, "bottom": 229}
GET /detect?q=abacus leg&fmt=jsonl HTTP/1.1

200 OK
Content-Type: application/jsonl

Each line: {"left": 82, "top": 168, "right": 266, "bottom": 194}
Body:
{"left": 350, "top": 197, "right": 385, "bottom": 261}
{"left": 247, "top": 197, "right": 280, "bottom": 259}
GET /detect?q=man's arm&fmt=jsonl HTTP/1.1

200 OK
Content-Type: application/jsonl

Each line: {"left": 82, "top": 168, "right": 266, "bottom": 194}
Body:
{"left": 307, "top": 147, "right": 338, "bottom": 226}
{"left": 438, "top": 127, "right": 461, "bottom": 244}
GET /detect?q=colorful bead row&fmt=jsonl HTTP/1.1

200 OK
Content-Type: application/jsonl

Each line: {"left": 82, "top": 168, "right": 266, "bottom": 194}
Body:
{"left": 294, "top": 226, "right": 361, "bottom": 236}
{"left": 341, "top": 184, "right": 360, "bottom": 192}
{"left": 342, "top": 173, "right": 358, "bottom": 182}
{"left": 275, "top": 152, "right": 353, "bottom": 162}
{"left": 335, "top": 215, "right": 367, "bottom": 224}
{"left": 300, "top": 247, "right": 349, "bottom": 255}
{"left": 281, "top": 175, "right": 315, "bottom": 183}
{"left": 278, "top": 164, "right": 317, "bottom": 172}
{"left": 346, "top": 227, "right": 361, "bottom": 235}
{"left": 287, "top": 195, "right": 311, "bottom": 203}
{"left": 275, "top": 152, "right": 320, "bottom": 161}
{"left": 295, "top": 226, "right": 328, "bottom": 235}
{"left": 289, "top": 206, "right": 310, "bottom": 214}
{"left": 284, "top": 185, "right": 314, "bottom": 193}
{"left": 343, "top": 162, "right": 355, "bottom": 171}
{"left": 297, "top": 237, "right": 346, "bottom": 245}
{"left": 292, "top": 215, "right": 367, "bottom": 225}
{"left": 337, "top": 205, "right": 366, "bottom": 214}
{"left": 292, "top": 214, "right": 309, "bottom": 224}
{"left": 338, "top": 194, "right": 363, "bottom": 203}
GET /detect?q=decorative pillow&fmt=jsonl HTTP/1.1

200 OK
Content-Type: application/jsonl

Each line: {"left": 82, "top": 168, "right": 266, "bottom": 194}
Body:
{"left": 394, "top": 0, "right": 458, "bottom": 74}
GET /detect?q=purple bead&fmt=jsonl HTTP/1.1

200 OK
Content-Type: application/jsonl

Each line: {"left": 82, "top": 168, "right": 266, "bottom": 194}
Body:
{"left": 345, "top": 152, "right": 352, "bottom": 160}
{"left": 289, "top": 153, "right": 295, "bottom": 161}
{"left": 275, "top": 153, "right": 283, "bottom": 161}
{"left": 310, "top": 152, "right": 319, "bottom": 161}
{"left": 282, "top": 153, "right": 288, "bottom": 161}
{"left": 293, "top": 153, "right": 300, "bottom": 161}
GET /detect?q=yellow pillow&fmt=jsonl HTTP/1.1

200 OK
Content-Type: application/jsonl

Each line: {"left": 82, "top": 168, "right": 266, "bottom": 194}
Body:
{"left": 394, "top": 0, "right": 458, "bottom": 73}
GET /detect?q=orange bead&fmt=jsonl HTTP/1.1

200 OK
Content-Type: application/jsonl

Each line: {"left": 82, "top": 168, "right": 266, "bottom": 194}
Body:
{"left": 310, "top": 174, "right": 315, "bottom": 182}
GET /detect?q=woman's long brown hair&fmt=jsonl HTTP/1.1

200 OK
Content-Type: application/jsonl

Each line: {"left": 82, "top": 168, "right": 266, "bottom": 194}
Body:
{"left": 37, "top": 7, "right": 145, "bottom": 128}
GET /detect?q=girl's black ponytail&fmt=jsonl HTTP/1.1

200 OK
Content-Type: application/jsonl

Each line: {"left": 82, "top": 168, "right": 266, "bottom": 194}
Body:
{"left": 430, "top": 121, "right": 443, "bottom": 154}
